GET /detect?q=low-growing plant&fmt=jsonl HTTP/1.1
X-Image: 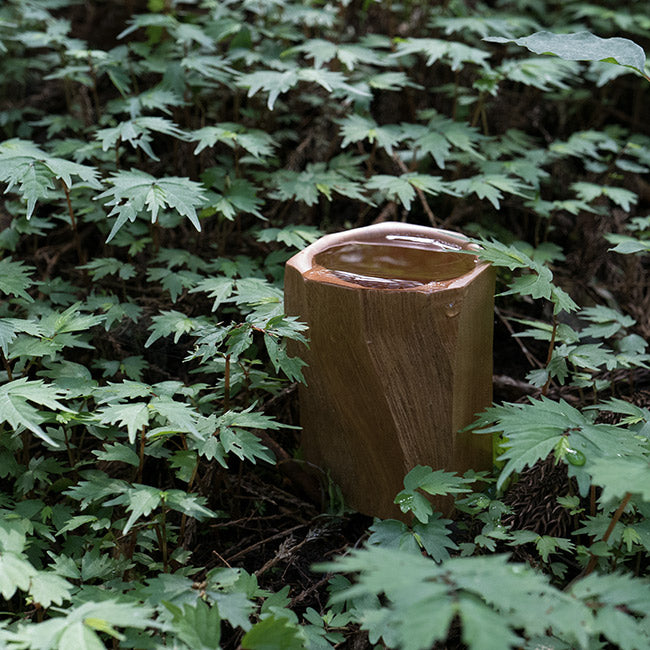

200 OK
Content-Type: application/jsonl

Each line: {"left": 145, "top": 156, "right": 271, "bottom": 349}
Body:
{"left": 0, "top": 0, "right": 648, "bottom": 648}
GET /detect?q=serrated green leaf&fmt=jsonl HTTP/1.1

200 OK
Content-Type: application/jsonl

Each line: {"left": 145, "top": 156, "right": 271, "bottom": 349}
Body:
{"left": 0, "top": 258, "right": 34, "bottom": 301}
{"left": 0, "top": 378, "right": 70, "bottom": 446}
{"left": 98, "top": 169, "right": 207, "bottom": 242}
{"left": 164, "top": 599, "right": 221, "bottom": 650}
{"left": 242, "top": 614, "right": 304, "bottom": 650}
{"left": 29, "top": 571, "right": 72, "bottom": 608}
{"left": 96, "top": 402, "right": 149, "bottom": 443}
{"left": 590, "top": 456, "right": 650, "bottom": 503}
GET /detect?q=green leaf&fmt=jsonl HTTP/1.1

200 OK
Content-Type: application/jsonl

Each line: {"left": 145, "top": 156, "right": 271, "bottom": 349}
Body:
{"left": 485, "top": 31, "right": 648, "bottom": 77}
{"left": 96, "top": 402, "right": 149, "bottom": 443}
{"left": 98, "top": 169, "right": 207, "bottom": 242}
{"left": 392, "top": 38, "right": 490, "bottom": 71}
{"left": 164, "top": 599, "right": 221, "bottom": 650}
{"left": 572, "top": 181, "right": 637, "bottom": 211}
{"left": 255, "top": 225, "right": 321, "bottom": 250}
{"left": 0, "top": 258, "right": 34, "bottom": 301}
{"left": 0, "top": 317, "right": 42, "bottom": 354}
{"left": 605, "top": 233, "right": 650, "bottom": 255}
{"left": 96, "top": 117, "right": 188, "bottom": 161}
{"left": 413, "top": 515, "right": 459, "bottom": 563}
{"left": 0, "top": 139, "right": 102, "bottom": 218}
{"left": 339, "top": 114, "right": 403, "bottom": 154}
{"left": 93, "top": 442, "right": 140, "bottom": 467}
{"left": 190, "top": 123, "right": 275, "bottom": 158}
{"left": 29, "top": 571, "right": 72, "bottom": 608}
{"left": 241, "top": 614, "right": 304, "bottom": 650}
{"left": 79, "top": 257, "right": 136, "bottom": 281}
{"left": 0, "top": 551, "right": 34, "bottom": 599}
{"left": 109, "top": 484, "right": 162, "bottom": 534}
{"left": 0, "top": 378, "right": 71, "bottom": 446}
{"left": 590, "top": 456, "right": 650, "bottom": 503}
{"left": 368, "top": 519, "right": 421, "bottom": 554}
{"left": 395, "top": 466, "right": 473, "bottom": 523}
{"left": 145, "top": 310, "right": 200, "bottom": 347}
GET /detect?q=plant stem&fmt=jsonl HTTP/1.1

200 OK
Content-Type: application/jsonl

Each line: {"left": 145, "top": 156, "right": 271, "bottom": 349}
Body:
{"left": 137, "top": 426, "right": 146, "bottom": 483}
{"left": 160, "top": 500, "right": 169, "bottom": 572}
{"left": 0, "top": 349, "right": 13, "bottom": 381}
{"left": 541, "top": 314, "right": 558, "bottom": 396}
{"left": 63, "top": 427, "right": 76, "bottom": 471}
{"left": 583, "top": 491, "right": 632, "bottom": 577}
{"left": 60, "top": 179, "right": 84, "bottom": 264}
{"left": 224, "top": 354, "right": 231, "bottom": 411}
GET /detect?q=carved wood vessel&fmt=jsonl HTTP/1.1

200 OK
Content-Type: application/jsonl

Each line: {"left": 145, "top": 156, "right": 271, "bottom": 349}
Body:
{"left": 284, "top": 222, "right": 495, "bottom": 519}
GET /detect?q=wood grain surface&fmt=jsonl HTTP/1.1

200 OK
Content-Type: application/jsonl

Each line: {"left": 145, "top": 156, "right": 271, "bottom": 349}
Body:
{"left": 285, "top": 223, "right": 495, "bottom": 519}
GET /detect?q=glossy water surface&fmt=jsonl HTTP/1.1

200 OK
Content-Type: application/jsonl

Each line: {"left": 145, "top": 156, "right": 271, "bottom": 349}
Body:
{"left": 308, "top": 236, "right": 477, "bottom": 289}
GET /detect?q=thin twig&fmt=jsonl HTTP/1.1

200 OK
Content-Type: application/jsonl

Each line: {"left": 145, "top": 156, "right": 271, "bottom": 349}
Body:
{"left": 494, "top": 306, "right": 543, "bottom": 369}
{"left": 392, "top": 153, "right": 438, "bottom": 226}
{"left": 224, "top": 523, "right": 307, "bottom": 565}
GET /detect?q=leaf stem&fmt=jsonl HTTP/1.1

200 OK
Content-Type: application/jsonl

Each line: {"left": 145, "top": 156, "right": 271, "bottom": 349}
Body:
{"left": 60, "top": 179, "right": 84, "bottom": 263}
{"left": 224, "top": 354, "right": 231, "bottom": 411}
{"left": 583, "top": 491, "right": 632, "bottom": 577}
{"left": 160, "top": 499, "right": 169, "bottom": 572}
{"left": 137, "top": 426, "right": 146, "bottom": 483}
{"left": 0, "top": 349, "right": 13, "bottom": 381}
{"left": 541, "top": 314, "right": 558, "bottom": 396}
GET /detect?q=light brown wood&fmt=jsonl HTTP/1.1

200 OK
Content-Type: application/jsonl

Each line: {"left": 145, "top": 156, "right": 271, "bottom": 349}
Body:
{"left": 284, "top": 222, "right": 494, "bottom": 520}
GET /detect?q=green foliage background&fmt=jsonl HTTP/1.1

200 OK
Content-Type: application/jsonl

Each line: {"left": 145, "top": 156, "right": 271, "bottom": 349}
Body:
{"left": 0, "top": 0, "right": 649, "bottom": 648}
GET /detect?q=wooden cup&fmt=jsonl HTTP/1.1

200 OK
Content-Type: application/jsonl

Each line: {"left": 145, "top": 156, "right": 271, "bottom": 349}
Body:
{"left": 284, "top": 222, "right": 494, "bottom": 519}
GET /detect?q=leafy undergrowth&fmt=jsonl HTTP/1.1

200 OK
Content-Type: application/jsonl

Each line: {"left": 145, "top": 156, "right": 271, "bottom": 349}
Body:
{"left": 0, "top": 0, "right": 649, "bottom": 648}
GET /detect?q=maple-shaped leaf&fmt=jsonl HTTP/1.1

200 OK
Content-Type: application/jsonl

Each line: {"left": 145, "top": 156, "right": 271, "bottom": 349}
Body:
{"left": 238, "top": 66, "right": 368, "bottom": 110}
{"left": 146, "top": 267, "right": 202, "bottom": 303}
{"left": 149, "top": 395, "right": 201, "bottom": 436}
{"left": 181, "top": 53, "right": 235, "bottom": 84}
{"left": 241, "top": 615, "right": 304, "bottom": 650}
{"left": 452, "top": 173, "right": 530, "bottom": 209}
{"left": 339, "top": 114, "right": 403, "bottom": 154}
{"left": 590, "top": 456, "right": 650, "bottom": 503}
{"left": 96, "top": 117, "right": 188, "bottom": 161}
{"left": 571, "top": 181, "right": 638, "bottom": 211}
{"left": 366, "top": 173, "right": 455, "bottom": 210}
{"left": 189, "top": 277, "right": 235, "bottom": 311}
{"left": 96, "top": 402, "right": 149, "bottom": 443}
{"left": 392, "top": 37, "right": 490, "bottom": 70}
{"left": 0, "top": 258, "right": 34, "bottom": 301}
{"left": 0, "top": 138, "right": 102, "bottom": 218}
{"left": 395, "top": 466, "right": 474, "bottom": 523}
{"left": 190, "top": 123, "right": 275, "bottom": 158}
{"left": 79, "top": 257, "right": 136, "bottom": 281}
{"left": 270, "top": 163, "right": 369, "bottom": 207}
{"left": 97, "top": 169, "right": 207, "bottom": 242}
{"left": 204, "top": 177, "right": 264, "bottom": 220}
{"left": 163, "top": 599, "right": 221, "bottom": 650}
{"left": 164, "top": 489, "right": 217, "bottom": 521}
{"left": 255, "top": 225, "right": 321, "bottom": 250}
{"left": 0, "top": 318, "right": 43, "bottom": 354}
{"left": 0, "top": 378, "right": 71, "bottom": 446}
{"left": 145, "top": 310, "right": 203, "bottom": 347}
{"left": 103, "top": 483, "right": 162, "bottom": 534}
{"left": 475, "top": 397, "right": 645, "bottom": 491}
{"left": 290, "top": 38, "right": 386, "bottom": 70}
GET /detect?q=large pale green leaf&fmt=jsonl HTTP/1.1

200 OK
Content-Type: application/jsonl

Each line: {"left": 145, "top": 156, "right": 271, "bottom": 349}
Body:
{"left": 486, "top": 31, "right": 648, "bottom": 77}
